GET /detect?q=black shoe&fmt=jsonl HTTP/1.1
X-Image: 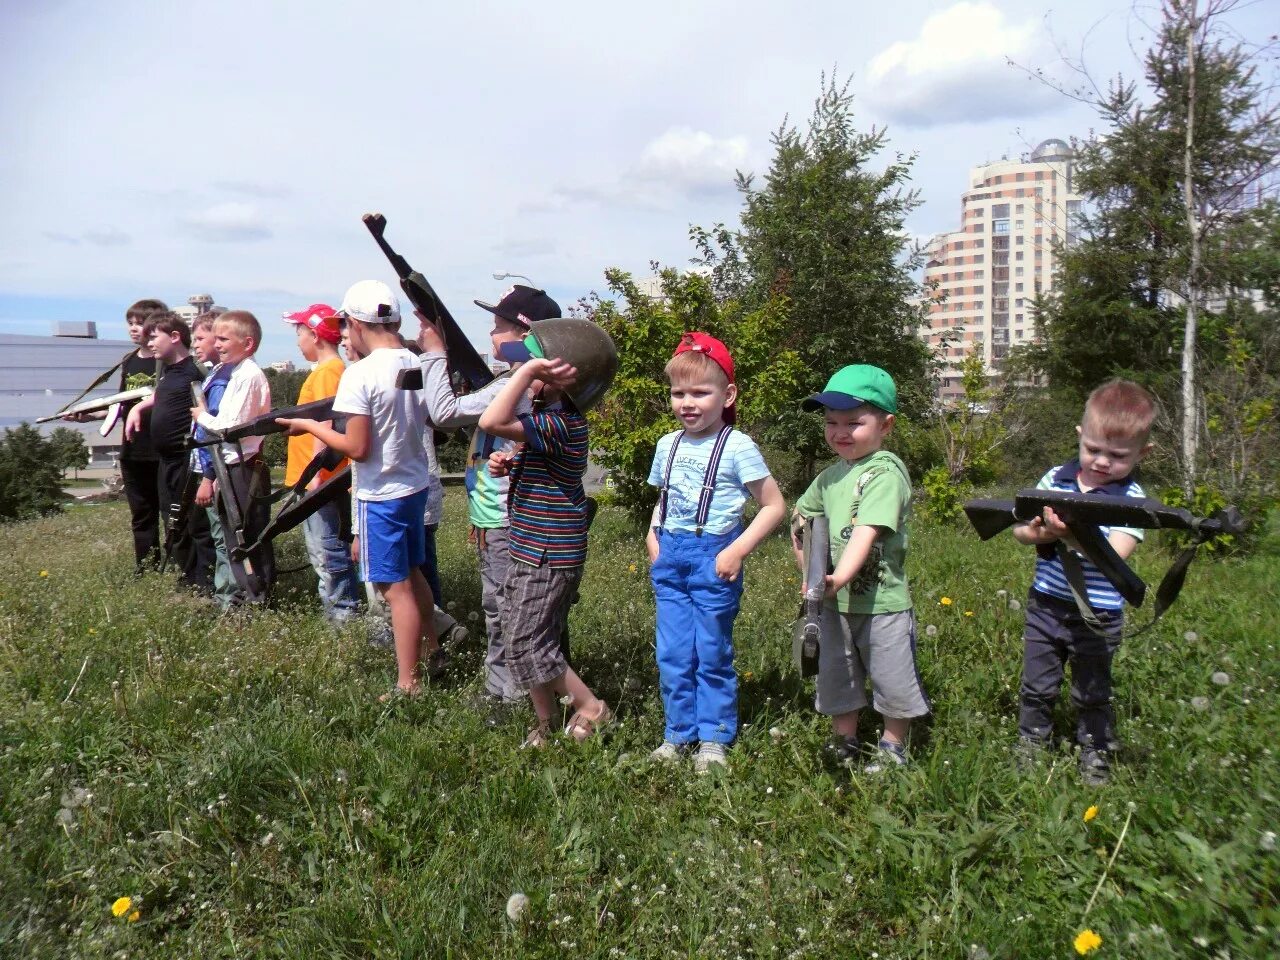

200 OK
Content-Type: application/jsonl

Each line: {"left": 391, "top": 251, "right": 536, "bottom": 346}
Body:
{"left": 823, "top": 735, "right": 861, "bottom": 768}
{"left": 1013, "top": 736, "right": 1049, "bottom": 772}
{"left": 1079, "top": 748, "right": 1111, "bottom": 787}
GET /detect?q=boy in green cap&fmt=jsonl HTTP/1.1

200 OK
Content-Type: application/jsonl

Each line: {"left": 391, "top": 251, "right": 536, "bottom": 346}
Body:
{"left": 792, "top": 364, "right": 930, "bottom": 770}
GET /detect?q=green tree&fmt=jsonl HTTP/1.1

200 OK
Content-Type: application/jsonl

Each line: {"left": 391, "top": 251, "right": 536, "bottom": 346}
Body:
{"left": 694, "top": 74, "right": 936, "bottom": 479}
{"left": 1020, "top": 0, "right": 1279, "bottom": 496}
{"left": 586, "top": 267, "right": 804, "bottom": 520}
{"left": 47, "top": 426, "right": 89, "bottom": 479}
{"left": 0, "top": 425, "right": 66, "bottom": 522}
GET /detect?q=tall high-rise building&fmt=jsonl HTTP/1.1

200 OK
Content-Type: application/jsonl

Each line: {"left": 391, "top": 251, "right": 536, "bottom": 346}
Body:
{"left": 921, "top": 139, "right": 1082, "bottom": 401}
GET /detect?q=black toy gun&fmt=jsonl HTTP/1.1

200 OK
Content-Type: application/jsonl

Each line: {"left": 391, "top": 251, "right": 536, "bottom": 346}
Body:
{"left": 790, "top": 515, "right": 831, "bottom": 677}
{"left": 964, "top": 488, "right": 1246, "bottom": 633}
{"left": 188, "top": 397, "right": 341, "bottom": 447}
{"left": 362, "top": 212, "right": 494, "bottom": 391}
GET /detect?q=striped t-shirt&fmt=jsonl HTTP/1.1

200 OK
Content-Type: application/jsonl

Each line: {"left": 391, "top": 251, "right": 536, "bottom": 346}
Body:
{"left": 508, "top": 406, "right": 590, "bottom": 568}
{"left": 1031, "top": 460, "right": 1145, "bottom": 611}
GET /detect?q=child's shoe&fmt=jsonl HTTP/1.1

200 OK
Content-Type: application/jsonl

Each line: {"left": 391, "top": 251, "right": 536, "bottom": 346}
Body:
{"left": 864, "top": 739, "right": 908, "bottom": 773}
{"left": 1012, "top": 736, "right": 1048, "bottom": 772}
{"left": 693, "top": 741, "right": 728, "bottom": 774}
{"left": 423, "top": 647, "right": 450, "bottom": 681}
{"left": 823, "top": 735, "right": 861, "bottom": 768}
{"left": 650, "top": 741, "right": 688, "bottom": 762}
{"left": 1079, "top": 748, "right": 1111, "bottom": 787}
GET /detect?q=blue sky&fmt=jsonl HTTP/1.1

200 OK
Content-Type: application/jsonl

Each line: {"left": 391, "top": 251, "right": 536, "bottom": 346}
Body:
{"left": 2, "top": 0, "right": 1272, "bottom": 365}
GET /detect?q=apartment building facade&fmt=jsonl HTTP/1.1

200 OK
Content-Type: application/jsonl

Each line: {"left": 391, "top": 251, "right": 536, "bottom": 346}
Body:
{"left": 921, "top": 138, "right": 1082, "bottom": 401}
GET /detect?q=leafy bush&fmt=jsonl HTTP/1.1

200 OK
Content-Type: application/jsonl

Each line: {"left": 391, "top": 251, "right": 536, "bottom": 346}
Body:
{"left": 0, "top": 424, "right": 66, "bottom": 522}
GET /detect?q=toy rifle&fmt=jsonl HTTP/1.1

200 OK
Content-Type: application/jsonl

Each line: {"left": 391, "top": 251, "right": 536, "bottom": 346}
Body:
{"left": 187, "top": 396, "right": 340, "bottom": 446}
{"left": 362, "top": 212, "right": 495, "bottom": 391}
{"left": 964, "top": 489, "right": 1246, "bottom": 635}
{"left": 37, "top": 386, "right": 154, "bottom": 437}
{"left": 159, "top": 467, "right": 199, "bottom": 575}
{"left": 790, "top": 515, "right": 831, "bottom": 677}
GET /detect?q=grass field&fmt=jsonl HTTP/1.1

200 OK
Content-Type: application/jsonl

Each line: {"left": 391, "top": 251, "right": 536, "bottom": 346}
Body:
{"left": 1, "top": 495, "right": 1277, "bottom": 958}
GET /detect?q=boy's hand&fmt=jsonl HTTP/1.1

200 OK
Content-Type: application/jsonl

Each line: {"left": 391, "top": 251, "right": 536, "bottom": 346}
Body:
{"left": 524, "top": 357, "right": 578, "bottom": 390}
{"left": 487, "top": 450, "right": 513, "bottom": 477}
{"left": 415, "top": 311, "right": 447, "bottom": 353}
{"left": 822, "top": 573, "right": 846, "bottom": 601}
{"left": 275, "top": 417, "right": 314, "bottom": 436}
{"left": 1039, "top": 506, "right": 1082, "bottom": 549}
{"left": 195, "top": 478, "right": 214, "bottom": 507}
{"left": 715, "top": 545, "right": 744, "bottom": 582}
{"left": 645, "top": 530, "right": 659, "bottom": 565}
{"left": 124, "top": 405, "right": 143, "bottom": 440}
{"left": 189, "top": 405, "right": 203, "bottom": 421}
{"left": 351, "top": 535, "right": 360, "bottom": 566}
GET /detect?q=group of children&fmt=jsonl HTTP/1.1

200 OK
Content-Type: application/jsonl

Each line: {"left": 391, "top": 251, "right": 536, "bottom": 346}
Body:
{"left": 82, "top": 288, "right": 1160, "bottom": 784}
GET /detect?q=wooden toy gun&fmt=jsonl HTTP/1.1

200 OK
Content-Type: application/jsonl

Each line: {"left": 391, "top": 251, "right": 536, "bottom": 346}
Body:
{"left": 37, "top": 386, "right": 154, "bottom": 437}
{"left": 790, "top": 515, "right": 831, "bottom": 677}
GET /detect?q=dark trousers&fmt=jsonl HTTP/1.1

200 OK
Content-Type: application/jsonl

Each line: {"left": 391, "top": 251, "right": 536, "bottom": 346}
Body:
{"left": 1018, "top": 590, "right": 1122, "bottom": 751}
{"left": 119, "top": 457, "right": 161, "bottom": 571}
{"left": 217, "top": 458, "right": 276, "bottom": 604}
{"left": 419, "top": 523, "right": 444, "bottom": 607}
{"left": 157, "top": 453, "right": 214, "bottom": 593}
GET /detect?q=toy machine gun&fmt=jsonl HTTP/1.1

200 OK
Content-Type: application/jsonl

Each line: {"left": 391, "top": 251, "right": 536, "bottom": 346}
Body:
{"left": 964, "top": 489, "right": 1246, "bottom": 634}
{"left": 790, "top": 515, "right": 831, "bottom": 677}
{"left": 362, "top": 212, "right": 495, "bottom": 393}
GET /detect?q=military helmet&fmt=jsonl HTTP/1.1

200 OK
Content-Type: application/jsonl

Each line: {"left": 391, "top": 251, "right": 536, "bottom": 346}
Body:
{"left": 501, "top": 317, "right": 619, "bottom": 414}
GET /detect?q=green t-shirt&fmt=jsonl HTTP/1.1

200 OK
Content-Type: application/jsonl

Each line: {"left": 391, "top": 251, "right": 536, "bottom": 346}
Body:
{"left": 795, "top": 449, "right": 913, "bottom": 614}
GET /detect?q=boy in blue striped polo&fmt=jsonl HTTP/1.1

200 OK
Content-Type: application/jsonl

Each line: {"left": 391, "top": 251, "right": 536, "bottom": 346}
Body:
{"left": 478, "top": 318, "right": 618, "bottom": 749}
{"left": 1011, "top": 379, "right": 1156, "bottom": 785}
{"left": 646, "top": 334, "right": 785, "bottom": 773}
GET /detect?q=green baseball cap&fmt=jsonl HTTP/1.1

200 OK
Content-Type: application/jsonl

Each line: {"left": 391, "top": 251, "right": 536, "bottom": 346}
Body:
{"left": 801, "top": 364, "right": 897, "bottom": 414}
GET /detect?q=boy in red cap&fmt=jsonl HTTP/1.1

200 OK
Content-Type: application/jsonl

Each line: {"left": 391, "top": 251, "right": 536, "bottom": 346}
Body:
{"left": 645, "top": 333, "right": 786, "bottom": 772}
{"left": 281, "top": 304, "right": 362, "bottom": 624}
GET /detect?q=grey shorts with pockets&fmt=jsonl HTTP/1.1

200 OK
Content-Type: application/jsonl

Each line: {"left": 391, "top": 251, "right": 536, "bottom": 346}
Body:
{"left": 815, "top": 608, "right": 931, "bottom": 719}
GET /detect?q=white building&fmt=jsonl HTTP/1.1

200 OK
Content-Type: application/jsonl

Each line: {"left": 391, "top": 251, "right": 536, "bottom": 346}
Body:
{"left": 920, "top": 139, "right": 1083, "bottom": 401}
{"left": 173, "top": 293, "right": 225, "bottom": 324}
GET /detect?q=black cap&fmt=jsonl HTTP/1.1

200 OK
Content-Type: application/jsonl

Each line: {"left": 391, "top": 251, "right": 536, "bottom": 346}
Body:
{"left": 474, "top": 284, "right": 561, "bottom": 329}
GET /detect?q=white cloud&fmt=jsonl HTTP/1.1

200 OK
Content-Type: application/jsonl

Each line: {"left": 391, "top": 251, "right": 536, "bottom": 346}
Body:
{"left": 866, "top": 1, "right": 1061, "bottom": 127}
{"left": 180, "top": 202, "right": 272, "bottom": 242}
{"left": 540, "top": 127, "right": 751, "bottom": 212}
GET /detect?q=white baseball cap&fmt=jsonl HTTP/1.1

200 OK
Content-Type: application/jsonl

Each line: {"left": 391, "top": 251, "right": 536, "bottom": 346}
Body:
{"left": 337, "top": 279, "right": 401, "bottom": 325}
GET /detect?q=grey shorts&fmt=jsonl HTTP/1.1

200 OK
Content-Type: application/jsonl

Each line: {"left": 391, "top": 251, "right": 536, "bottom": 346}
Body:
{"left": 815, "top": 608, "right": 931, "bottom": 719}
{"left": 500, "top": 560, "right": 583, "bottom": 691}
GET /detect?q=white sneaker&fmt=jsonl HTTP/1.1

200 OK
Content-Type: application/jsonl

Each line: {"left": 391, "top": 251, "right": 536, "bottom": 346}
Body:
{"left": 650, "top": 741, "right": 686, "bottom": 762}
{"left": 693, "top": 741, "right": 728, "bottom": 774}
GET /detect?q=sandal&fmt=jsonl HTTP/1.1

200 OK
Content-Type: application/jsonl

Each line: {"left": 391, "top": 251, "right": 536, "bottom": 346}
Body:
{"left": 379, "top": 682, "right": 423, "bottom": 703}
{"left": 522, "top": 725, "right": 550, "bottom": 750}
{"left": 423, "top": 647, "right": 450, "bottom": 681}
{"left": 565, "top": 702, "right": 614, "bottom": 743}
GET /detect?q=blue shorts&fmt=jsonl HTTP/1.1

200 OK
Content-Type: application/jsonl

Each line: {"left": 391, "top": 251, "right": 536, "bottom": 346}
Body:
{"left": 355, "top": 489, "right": 428, "bottom": 584}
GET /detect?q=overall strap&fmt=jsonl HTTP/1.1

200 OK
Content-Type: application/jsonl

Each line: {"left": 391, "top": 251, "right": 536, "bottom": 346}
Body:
{"left": 656, "top": 432, "right": 684, "bottom": 529}
{"left": 693, "top": 425, "right": 734, "bottom": 534}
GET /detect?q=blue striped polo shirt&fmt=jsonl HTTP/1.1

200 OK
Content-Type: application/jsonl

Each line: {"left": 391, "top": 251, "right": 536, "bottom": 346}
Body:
{"left": 1031, "top": 459, "right": 1146, "bottom": 611}
{"left": 508, "top": 406, "right": 590, "bottom": 568}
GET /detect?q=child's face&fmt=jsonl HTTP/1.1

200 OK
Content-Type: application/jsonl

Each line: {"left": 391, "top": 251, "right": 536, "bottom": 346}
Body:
{"left": 1075, "top": 421, "right": 1151, "bottom": 487}
{"left": 192, "top": 325, "right": 216, "bottom": 364}
{"left": 147, "top": 328, "right": 183, "bottom": 364}
{"left": 489, "top": 316, "right": 526, "bottom": 361}
{"left": 214, "top": 323, "right": 254, "bottom": 365}
{"left": 295, "top": 324, "right": 319, "bottom": 363}
{"left": 668, "top": 373, "right": 735, "bottom": 439}
{"left": 126, "top": 314, "right": 148, "bottom": 346}
{"left": 823, "top": 406, "right": 893, "bottom": 462}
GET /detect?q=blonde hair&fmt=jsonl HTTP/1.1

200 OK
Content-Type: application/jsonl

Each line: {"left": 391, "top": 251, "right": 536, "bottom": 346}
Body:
{"left": 214, "top": 311, "right": 262, "bottom": 353}
{"left": 191, "top": 312, "right": 218, "bottom": 334}
{"left": 664, "top": 349, "right": 729, "bottom": 387}
{"left": 1083, "top": 379, "right": 1156, "bottom": 441}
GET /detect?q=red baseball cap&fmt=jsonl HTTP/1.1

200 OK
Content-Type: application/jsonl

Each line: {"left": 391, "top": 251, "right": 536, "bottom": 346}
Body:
{"left": 673, "top": 332, "right": 736, "bottom": 423}
{"left": 283, "top": 304, "right": 342, "bottom": 344}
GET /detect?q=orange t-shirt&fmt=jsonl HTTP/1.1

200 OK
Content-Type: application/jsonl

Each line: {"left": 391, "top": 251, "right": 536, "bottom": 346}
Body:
{"left": 284, "top": 357, "right": 348, "bottom": 487}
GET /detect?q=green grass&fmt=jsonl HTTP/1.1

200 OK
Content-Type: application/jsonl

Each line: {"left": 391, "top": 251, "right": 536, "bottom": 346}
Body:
{"left": 1, "top": 497, "right": 1277, "bottom": 958}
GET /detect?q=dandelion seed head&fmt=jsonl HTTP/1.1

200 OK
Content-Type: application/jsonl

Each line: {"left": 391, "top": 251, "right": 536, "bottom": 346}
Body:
{"left": 1211, "top": 671, "right": 1230, "bottom": 686}
{"left": 1190, "top": 696, "right": 1210, "bottom": 711}
{"left": 925, "top": 625, "right": 938, "bottom": 637}
{"left": 505, "top": 893, "right": 530, "bottom": 921}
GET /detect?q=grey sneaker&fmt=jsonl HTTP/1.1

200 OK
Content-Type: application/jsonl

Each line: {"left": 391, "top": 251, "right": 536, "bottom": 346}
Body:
{"left": 442, "top": 621, "right": 469, "bottom": 646}
{"left": 650, "top": 741, "right": 687, "bottom": 762}
{"left": 423, "top": 647, "right": 450, "bottom": 681}
{"left": 693, "top": 741, "right": 728, "bottom": 774}
{"left": 1079, "top": 748, "right": 1111, "bottom": 787}
{"left": 864, "top": 739, "right": 908, "bottom": 774}
{"left": 823, "top": 735, "right": 861, "bottom": 768}
{"left": 1013, "top": 736, "right": 1048, "bottom": 772}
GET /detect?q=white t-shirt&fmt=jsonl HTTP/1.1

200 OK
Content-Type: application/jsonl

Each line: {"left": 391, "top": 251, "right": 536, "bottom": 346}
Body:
{"left": 333, "top": 348, "right": 431, "bottom": 502}
{"left": 647, "top": 428, "right": 771, "bottom": 534}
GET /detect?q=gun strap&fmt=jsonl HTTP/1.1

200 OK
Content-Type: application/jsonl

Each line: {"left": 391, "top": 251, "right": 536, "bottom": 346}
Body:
{"left": 1055, "top": 543, "right": 1110, "bottom": 633}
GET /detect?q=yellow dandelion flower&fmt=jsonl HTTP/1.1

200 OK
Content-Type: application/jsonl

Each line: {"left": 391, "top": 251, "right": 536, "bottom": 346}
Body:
{"left": 940, "top": 597, "right": 953, "bottom": 606}
{"left": 127, "top": 910, "right": 141, "bottom": 923}
{"left": 964, "top": 610, "right": 974, "bottom": 617}
{"left": 1083, "top": 805, "right": 1099, "bottom": 823}
{"left": 628, "top": 563, "right": 637, "bottom": 574}
{"left": 39, "top": 570, "right": 49, "bottom": 577}
{"left": 111, "top": 896, "right": 132, "bottom": 917}
{"left": 1073, "top": 928, "right": 1102, "bottom": 954}
{"left": 743, "top": 671, "right": 754, "bottom": 680}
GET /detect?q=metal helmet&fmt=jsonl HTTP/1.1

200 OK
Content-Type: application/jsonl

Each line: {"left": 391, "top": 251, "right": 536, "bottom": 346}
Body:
{"left": 526, "top": 317, "right": 618, "bottom": 414}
